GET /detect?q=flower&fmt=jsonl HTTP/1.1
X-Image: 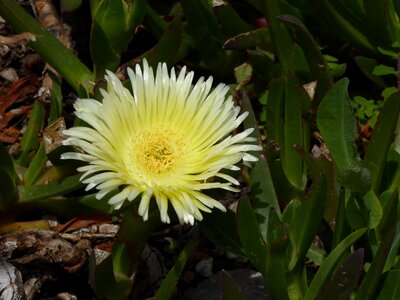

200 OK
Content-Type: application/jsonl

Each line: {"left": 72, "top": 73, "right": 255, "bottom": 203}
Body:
{"left": 61, "top": 60, "right": 261, "bottom": 225}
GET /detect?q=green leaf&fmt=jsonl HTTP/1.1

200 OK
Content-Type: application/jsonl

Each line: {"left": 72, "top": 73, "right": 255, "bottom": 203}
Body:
{"left": 265, "top": 240, "right": 290, "bottom": 300}
{"left": 260, "top": 0, "right": 295, "bottom": 73}
{"left": 305, "top": 228, "right": 367, "bottom": 300}
{"left": 241, "top": 89, "right": 281, "bottom": 238}
{"left": 90, "top": 0, "right": 147, "bottom": 77}
{"left": 61, "top": 0, "right": 82, "bottom": 12}
{"left": 0, "top": 142, "right": 18, "bottom": 185}
{"left": 277, "top": 14, "right": 333, "bottom": 107}
{"left": 311, "top": 0, "right": 375, "bottom": 54}
{"left": 223, "top": 28, "right": 272, "bottom": 50}
{"left": 18, "top": 174, "right": 84, "bottom": 203}
{"left": 354, "top": 56, "right": 386, "bottom": 87}
{"left": 141, "top": 16, "right": 183, "bottom": 68}
{"left": 17, "top": 101, "right": 45, "bottom": 166}
{"left": 364, "top": 91, "right": 400, "bottom": 193}
{"left": 376, "top": 269, "right": 400, "bottom": 300}
{"left": 316, "top": 248, "right": 364, "bottom": 300}
{"left": 355, "top": 190, "right": 398, "bottom": 300}
{"left": 221, "top": 270, "right": 247, "bottom": 300}
{"left": 365, "top": 0, "right": 396, "bottom": 47}
{"left": 248, "top": 50, "right": 281, "bottom": 82}
{"left": 181, "top": 0, "right": 226, "bottom": 74}
{"left": 282, "top": 75, "right": 307, "bottom": 190}
{"left": 95, "top": 209, "right": 162, "bottom": 299}
{"left": 363, "top": 191, "right": 383, "bottom": 229}
{"left": 24, "top": 143, "right": 47, "bottom": 186}
{"left": 287, "top": 174, "right": 327, "bottom": 270}
{"left": 111, "top": 242, "right": 135, "bottom": 299}
{"left": 373, "top": 65, "right": 397, "bottom": 76}
{"left": 156, "top": 237, "right": 200, "bottom": 300}
{"left": 214, "top": 3, "right": 252, "bottom": 37}
{"left": 0, "top": 169, "right": 17, "bottom": 210}
{"left": 48, "top": 71, "right": 63, "bottom": 123}
{"left": 266, "top": 78, "right": 285, "bottom": 145}
{"left": 317, "top": 78, "right": 359, "bottom": 175}
{"left": 237, "top": 196, "right": 267, "bottom": 274}
{"left": 200, "top": 209, "right": 245, "bottom": 257}
{"left": 0, "top": 0, "right": 93, "bottom": 93}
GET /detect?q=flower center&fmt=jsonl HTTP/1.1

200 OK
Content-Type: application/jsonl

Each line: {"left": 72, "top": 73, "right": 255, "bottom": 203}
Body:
{"left": 132, "top": 126, "right": 186, "bottom": 176}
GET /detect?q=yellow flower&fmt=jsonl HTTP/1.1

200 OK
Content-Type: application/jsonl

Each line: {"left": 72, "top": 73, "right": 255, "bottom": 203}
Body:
{"left": 61, "top": 60, "right": 261, "bottom": 225}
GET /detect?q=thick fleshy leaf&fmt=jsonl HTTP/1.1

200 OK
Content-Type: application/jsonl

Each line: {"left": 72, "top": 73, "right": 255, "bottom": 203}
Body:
{"left": 156, "top": 237, "right": 200, "bottom": 300}
{"left": 18, "top": 174, "right": 84, "bottom": 203}
{"left": 354, "top": 56, "right": 386, "bottom": 87}
{"left": 260, "top": 0, "right": 295, "bottom": 73}
{"left": 316, "top": 248, "right": 364, "bottom": 300}
{"left": 48, "top": 71, "right": 63, "bottom": 123}
{"left": 93, "top": 209, "right": 161, "bottom": 299}
{"left": 141, "top": 16, "right": 183, "bottom": 68}
{"left": 282, "top": 75, "right": 308, "bottom": 190}
{"left": 310, "top": 0, "right": 375, "bottom": 54}
{"left": 364, "top": 91, "right": 400, "bottom": 193}
{"left": 241, "top": 90, "right": 280, "bottom": 238}
{"left": 376, "top": 269, "right": 400, "bottom": 300}
{"left": 220, "top": 270, "right": 247, "bottom": 300}
{"left": 17, "top": 101, "right": 44, "bottom": 166}
{"left": 0, "top": 142, "right": 17, "bottom": 185}
{"left": 24, "top": 143, "right": 47, "bottom": 186}
{"left": 355, "top": 191, "right": 398, "bottom": 300}
{"left": 277, "top": 14, "right": 333, "bottom": 108}
{"left": 0, "top": 169, "right": 16, "bottom": 210}
{"left": 317, "top": 78, "right": 357, "bottom": 172}
{"left": 363, "top": 191, "right": 383, "bottom": 229}
{"left": 223, "top": 28, "right": 272, "bottom": 50}
{"left": 200, "top": 209, "right": 245, "bottom": 257}
{"left": 214, "top": 3, "right": 251, "bottom": 37}
{"left": 286, "top": 173, "right": 327, "bottom": 270}
{"left": 181, "top": 0, "right": 226, "bottom": 74}
{"left": 265, "top": 238, "right": 290, "bottom": 300}
{"left": 90, "top": 0, "right": 146, "bottom": 76}
{"left": 304, "top": 228, "right": 367, "bottom": 300}
{"left": 365, "top": 0, "right": 396, "bottom": 47}
{"left": 237, "top": 196, "right": 267, "bottom": 274}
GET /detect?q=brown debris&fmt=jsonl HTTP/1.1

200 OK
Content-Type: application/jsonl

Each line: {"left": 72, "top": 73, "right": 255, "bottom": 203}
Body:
{"left": 0, "top": 230, "right": 89, "bottom": 273}
{"left": 0, "top": 32, "right": 36, "bottom": 45}
{"left": 0, "top": 76, "right": 40, "bottom": 143}
{"left": 32, "top": 0, "right": 74, "bottom": 101}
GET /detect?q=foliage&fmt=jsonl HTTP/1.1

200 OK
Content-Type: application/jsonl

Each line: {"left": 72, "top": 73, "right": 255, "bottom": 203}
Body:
{"left": 1, "top": 0, "right": 400, "bottom": 299}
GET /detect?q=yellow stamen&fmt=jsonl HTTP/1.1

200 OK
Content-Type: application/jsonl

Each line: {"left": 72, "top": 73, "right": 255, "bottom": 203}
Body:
{"left": 131, "top": 126, "right": 187, "bottom": 176}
